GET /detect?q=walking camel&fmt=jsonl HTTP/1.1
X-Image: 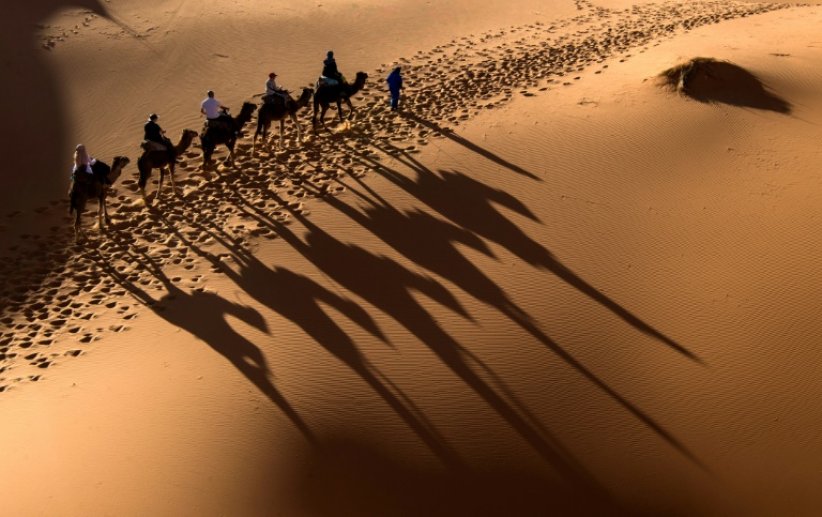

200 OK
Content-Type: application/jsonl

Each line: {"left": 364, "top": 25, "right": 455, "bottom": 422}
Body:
{"left": 253, "top": 87, "right": 314, "bottom": 152}
{"left": 69, "top": 156, "right": 130, "bottom": 240}
{"left": 200, "top": 102, "right": 257, "bottom": 169}
{"left": 312, "top": 72, "right": 368, "bottom": 129}
{"left": 137, "top": 128, "right": 198, "bottom": 204}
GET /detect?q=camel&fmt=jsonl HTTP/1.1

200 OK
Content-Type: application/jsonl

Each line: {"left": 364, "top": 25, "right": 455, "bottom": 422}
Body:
{"left": 253, "top": 87, "right": 314, "bottom": 152}
{"left": 69, "top": 156, "right": 130, "bottom": 240}
{"left": 312, "top": 72, "right": 368, "bottom": 129}
{"left": 137, "top": 128, "right": 198, "bottom": 203}
{"left": 200, "top": 102, "right": 257, "bottom": 168}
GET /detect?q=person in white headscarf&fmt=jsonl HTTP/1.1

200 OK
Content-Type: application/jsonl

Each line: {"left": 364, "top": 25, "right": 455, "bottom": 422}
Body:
{"left": 73, "top": 144, "right": 95, "bottom": 175}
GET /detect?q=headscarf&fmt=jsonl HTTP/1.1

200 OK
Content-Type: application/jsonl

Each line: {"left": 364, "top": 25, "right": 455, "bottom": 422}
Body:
{"left": 74, "top": 144, "right": 90, "bottom": 168}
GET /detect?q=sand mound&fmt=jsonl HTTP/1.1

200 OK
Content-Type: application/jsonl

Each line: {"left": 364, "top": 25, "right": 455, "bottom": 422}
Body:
{"left": 659, "top": 57, "right": 791, "bottom": 113}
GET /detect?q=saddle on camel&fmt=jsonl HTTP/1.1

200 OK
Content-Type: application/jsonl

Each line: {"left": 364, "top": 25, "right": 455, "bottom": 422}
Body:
{"left": 204, "top": 109, "right": 236, "bottom": 134}
{"left": 317, "top": 50, "right": 347, "bottom": 89}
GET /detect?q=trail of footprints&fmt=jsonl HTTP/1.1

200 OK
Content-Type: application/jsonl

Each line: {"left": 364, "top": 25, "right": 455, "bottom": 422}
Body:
{"left": 39, "top": 10, "right": 100, "bottom": 51}
{"left": 2, "top": 1, "right": 796, "bottom": 392}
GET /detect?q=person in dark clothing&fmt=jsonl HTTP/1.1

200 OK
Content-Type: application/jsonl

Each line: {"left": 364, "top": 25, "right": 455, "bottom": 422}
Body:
{"left": 144, "top": 113, "right": 164, "bottom": 142}
{"left": 143, "top": 113, "right": 174, "bottom": 154}
{"left": 321, "top": 50, "right": 343, "bottom": 84}
{"left": 386, "top": 67, "right": 403, "bottom": 111}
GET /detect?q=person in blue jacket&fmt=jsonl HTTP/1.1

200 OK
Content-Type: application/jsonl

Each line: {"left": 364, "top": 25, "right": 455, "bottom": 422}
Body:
{"left": 386, "top": 66, "right": 403, "bottom": 111}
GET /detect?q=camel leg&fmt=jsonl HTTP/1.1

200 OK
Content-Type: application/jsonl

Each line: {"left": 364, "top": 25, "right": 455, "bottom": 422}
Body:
{"left": 226, "top": 142, "right": 235, "bottom": 166}
{"left": 157, "top": 168, "right": 166, "bottom": 201}
{"left": 254, "top": 122, "right": 266, "bottom": 154}
{"left": 345, "top": 98, "right": 355, "bottom": 120}
{"left": 168, "top": 165, "right": 177, "bottom": 197}
{"left": 337, "top": 99, "right": 345, "bottom": 122}
{"left": 279, "top": 119, "right": 285, "bottom": 149}
{"left": 74, "top": 210, "right": 82, "bottom": 242}
{"left": 102, "top": 188, "right": 113, "bottom": 225}
{"left": 98, "top": 191, "right": 111, "bottom": 227}
{"left": 137, "top": 163, "right": 150, "bottom": 205}
{"left": 201, "top": 138, "right": 212, "bottom": 171}
{"left": 291, "top": 113, "right": 303, "bottom": 143}
{"left": 98, "top": 197, "right": 105, "bottom": 231}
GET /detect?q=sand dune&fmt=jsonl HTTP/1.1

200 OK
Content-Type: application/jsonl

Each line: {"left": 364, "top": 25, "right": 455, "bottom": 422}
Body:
{"left": 2, "top": 0, "right": 822, "bottom": 515}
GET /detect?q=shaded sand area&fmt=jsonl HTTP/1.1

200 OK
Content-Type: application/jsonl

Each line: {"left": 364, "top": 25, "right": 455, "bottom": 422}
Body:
{"left": 3, "top": 0, "right": 822, "bottom": 515}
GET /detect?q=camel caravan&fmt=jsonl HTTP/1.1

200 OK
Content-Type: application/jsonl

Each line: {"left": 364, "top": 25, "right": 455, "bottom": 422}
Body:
{"left": 68, "top": 51, "right": 386, "bottom": 239}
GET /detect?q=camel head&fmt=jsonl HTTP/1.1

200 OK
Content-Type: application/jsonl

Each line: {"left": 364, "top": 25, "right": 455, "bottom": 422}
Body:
{"left": 181, "top": 128, "right": 199, "bottom": 142}
{"left": 240, "top": 102, "right": 257, "bottom": 117}
{"left": 354, "top": 72, "right": 369, "bottom": 87}
{"left": 236, "top": 102, "right": 258, "bottom": 131}
{"left": 298, "top": 87, "right": 314, "bottom": 106}
{"left": 109, "top": 155, "right": 130, "bottom": 184}
{"left": 175, "top": 128, "right": 199, "bottom": 152}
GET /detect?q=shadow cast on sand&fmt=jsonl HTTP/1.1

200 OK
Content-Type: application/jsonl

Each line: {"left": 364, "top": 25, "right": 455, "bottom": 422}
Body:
{"left": 349, "top": 134, "right": 700, "bottom": 364}
{"left": 196, "top": 181, "right": 614, "bottom": 495}
{"left": 400, "top": 111, "right": 542, "bottom": 180}
{"left": 152, "top": 204, "right": 463, "bottom": 467}
{"left": 1, "top": 0, "right": 144, "bottom": 212}
{"left": 71, "top": 99, "right": 706, "bottom": 500}
{"left": 284, "top": 435, "right": 630, "bottom": 516}
{"left": 309, "top": 178, "right": 705, "bottom": 468}
{"left": 660, "top": 58, "right": 792, "bottom": 114}
{"left": 85, "top": 228, "right": 315, "bottom": 443}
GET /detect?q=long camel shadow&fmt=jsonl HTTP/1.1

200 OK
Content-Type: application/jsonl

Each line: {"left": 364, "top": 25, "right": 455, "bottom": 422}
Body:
{"left": 85, "top": 228, "right": 315, "bottom": 442}
{"left": 400, "top": 111, "right": 541, "bottom": 181}
{"left": 250, "top": 193, "right": 610, "bottom": 498}
{"left": 310, "top": 180, "right": 704, "bottom": 468}
{"left": 152, "top": 204, "right": 462, "bottom": 467}
{"left": 348, "top": 136, "right": 699, "bottom": 363}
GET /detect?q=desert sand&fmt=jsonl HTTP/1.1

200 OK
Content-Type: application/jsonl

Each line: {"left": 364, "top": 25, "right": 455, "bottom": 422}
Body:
{"left": 2, "top": 0, "right": 822, "bottom": 515}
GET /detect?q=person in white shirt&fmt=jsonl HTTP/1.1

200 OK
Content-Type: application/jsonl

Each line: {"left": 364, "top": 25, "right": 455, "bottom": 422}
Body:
{"left": 200, "top": 90, "right": 228, "bottom": 121}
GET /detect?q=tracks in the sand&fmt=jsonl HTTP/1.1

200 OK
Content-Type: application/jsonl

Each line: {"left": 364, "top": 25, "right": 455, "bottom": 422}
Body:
{"left": 1, "top": 1, "right": 798, "bottom": 392}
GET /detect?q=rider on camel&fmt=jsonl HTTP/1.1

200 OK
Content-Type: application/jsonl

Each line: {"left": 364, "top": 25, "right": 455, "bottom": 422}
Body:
{"left": 264, "top": 72, "right": 289, "bottom": 106}
{"left": 69, "top": 144, "right": 98, "bottom": 194}
{"left": 201, "top": 90, "right": 230, "bottom": 130}
{"left": 72, "top": 144, "right": 95, "bottom": 177}
{"left": 143, "top": 113, "right": 174, "bottom": 156}
{"left": 320, "top": 51, "right": 344, "bottom": 86}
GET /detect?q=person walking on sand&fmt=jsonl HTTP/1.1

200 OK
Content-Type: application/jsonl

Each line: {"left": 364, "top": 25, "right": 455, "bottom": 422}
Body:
{"left": 386, "top": 66, "right": 403, "bottom": 111}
